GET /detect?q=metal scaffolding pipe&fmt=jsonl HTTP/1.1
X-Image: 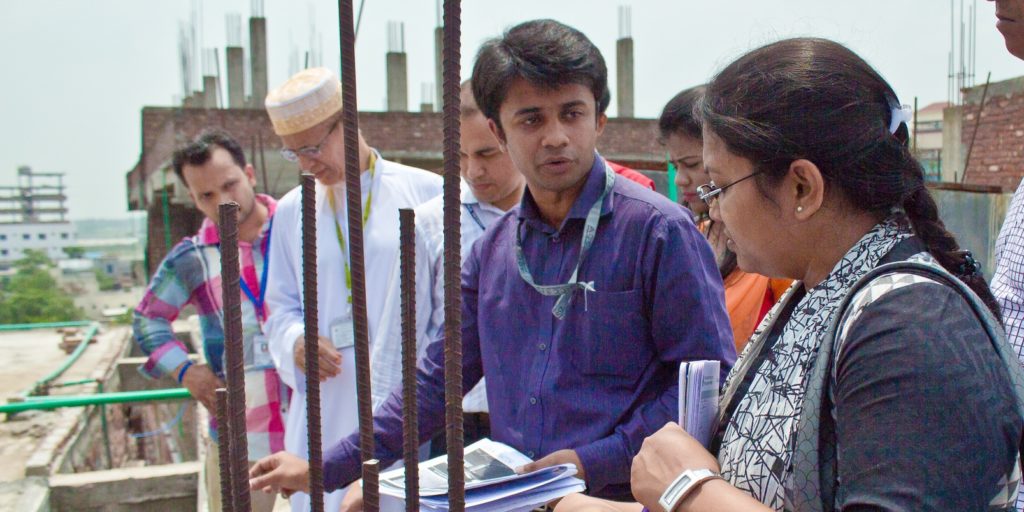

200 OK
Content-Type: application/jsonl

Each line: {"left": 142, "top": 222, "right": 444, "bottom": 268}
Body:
{"left": 442, "top": 1, "right": 465, "bottom": 510}
{"left": 399, "top": 208, "right": 420, "bottom": 511}
{"left": 301, "top": 173, "right": 326, "bottom": 512}
{"left": 219, "top": 202, "right": 252, "bottom": 511}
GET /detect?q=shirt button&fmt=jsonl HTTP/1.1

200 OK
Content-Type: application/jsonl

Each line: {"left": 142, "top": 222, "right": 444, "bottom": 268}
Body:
{"left": 529, "top": 397, "right": 538, "bottom": 405}
{"left": 527, "top": 451, "right": 535, "bottom": 458}
{"left": 538, "top": 343, "right": 547, "bottom": 351}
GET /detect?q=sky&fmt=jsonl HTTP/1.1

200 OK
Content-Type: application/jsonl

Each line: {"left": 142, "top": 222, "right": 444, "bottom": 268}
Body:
{"left": 0, "top": 0, "right": 1021, "bottom": 220}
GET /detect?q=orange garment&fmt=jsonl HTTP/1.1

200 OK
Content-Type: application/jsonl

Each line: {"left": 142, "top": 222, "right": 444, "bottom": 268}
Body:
{"left": 722, "top": 269, "right": 792, "bottom": 352}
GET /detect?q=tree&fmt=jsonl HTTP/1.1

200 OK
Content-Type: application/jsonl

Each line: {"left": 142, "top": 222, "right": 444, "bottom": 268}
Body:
{"left": 63, "top": 246, "right": 86, "bottom": 259}
{"left": 0, "top": 251, "right": 81, "bottom": 324}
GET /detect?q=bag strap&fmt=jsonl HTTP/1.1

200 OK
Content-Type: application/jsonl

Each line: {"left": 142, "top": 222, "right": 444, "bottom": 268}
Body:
{"left": 787, "top": 260, "right": 1024, "bottom": 511}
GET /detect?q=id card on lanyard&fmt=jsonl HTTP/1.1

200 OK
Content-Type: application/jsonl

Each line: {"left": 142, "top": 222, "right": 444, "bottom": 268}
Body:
{"left": 327, "top": 152, "right": 377, "bottom": 349}
{"left": 240, "top": 217, "right": 273, "bottom": 368}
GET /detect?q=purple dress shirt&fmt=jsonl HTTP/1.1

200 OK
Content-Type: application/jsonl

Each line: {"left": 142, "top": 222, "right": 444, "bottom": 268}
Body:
{"left": 324, "top": 155, "right": 735, "bottom": 499}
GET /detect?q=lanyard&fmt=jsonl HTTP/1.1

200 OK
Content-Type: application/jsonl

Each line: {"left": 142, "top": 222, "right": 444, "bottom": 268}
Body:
{"left": 238, "top": 217, "right": 273, "bottom": 323}
{"left": 464, "top": 203, "right": 487, "bottom": 232}
{"left": 327, "top": 152, "right": 377, "bottom": 304}
{"left": 515, "top": 162, "right": 615, "bottom": 319}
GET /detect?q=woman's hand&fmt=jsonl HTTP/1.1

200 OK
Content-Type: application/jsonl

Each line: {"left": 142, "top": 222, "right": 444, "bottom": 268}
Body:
{"left": 630, "top": 423, "right": 720, "bottom": 509}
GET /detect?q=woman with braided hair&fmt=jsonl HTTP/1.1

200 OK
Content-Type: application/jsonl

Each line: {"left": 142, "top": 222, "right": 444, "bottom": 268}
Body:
{"left": 557, "top": 37, "right": 1024, "bottom": 512}
{"left": 659, "top": 85, "right": 791, "bottom": 353}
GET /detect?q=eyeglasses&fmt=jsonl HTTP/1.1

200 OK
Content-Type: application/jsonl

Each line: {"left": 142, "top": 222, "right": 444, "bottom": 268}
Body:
{"left": 696, "top": 170, "right": 764, "bottom": 207}
{"left": 280, "top": 120, "right": 340, "bottom": 162}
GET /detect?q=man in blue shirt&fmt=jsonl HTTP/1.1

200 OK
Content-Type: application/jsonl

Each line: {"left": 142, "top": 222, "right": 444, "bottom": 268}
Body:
{"left": 249, "top": 19, "right": 735, "bottom": 502}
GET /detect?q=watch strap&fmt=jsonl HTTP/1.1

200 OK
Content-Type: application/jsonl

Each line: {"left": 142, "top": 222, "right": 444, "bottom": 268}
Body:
{"left": 658, "top": 468, "right": 722, "bottom": 512}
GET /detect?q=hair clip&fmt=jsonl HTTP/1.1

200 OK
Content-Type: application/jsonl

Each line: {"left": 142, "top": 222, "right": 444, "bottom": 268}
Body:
{"left": 957, "top": 251, "right": 982, "bottom": 277}
{"left": 889, "top": 104, "right": 912, "bottom": 134}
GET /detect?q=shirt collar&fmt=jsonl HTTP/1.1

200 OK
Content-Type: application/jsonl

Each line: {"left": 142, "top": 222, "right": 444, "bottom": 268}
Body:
{"left": 460, "top": 177, "right": 508, "bottom": 216}
{"left": 518, "top": 152, "right": 614, "bottom": 227}
{"left": 196, "top": 193, "right": 278, "bottom": 246}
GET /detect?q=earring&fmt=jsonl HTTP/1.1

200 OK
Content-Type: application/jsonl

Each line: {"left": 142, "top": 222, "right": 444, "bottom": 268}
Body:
{"left": 796, "top": 206, "right": 804, "bottom": 213}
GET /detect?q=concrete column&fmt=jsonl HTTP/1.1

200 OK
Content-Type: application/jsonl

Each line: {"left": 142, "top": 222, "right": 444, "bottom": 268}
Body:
{"left": 616, "top": 37, "right": 634, "bottom": 118}
{"left": 942, "top": 105, "right": 964, "bottom": 183}
{"left": 202, "top": 76, "right": 219, "bottom": 108}
{"left": 435, "top": 27, "right": 444, "bottom": 111}
{"left": 387, "top": 52, "right": 408, "bottom": 112}
{"left": 226, "top": 46, "right": 245, "bottom": 109}
{"left": 250, "top": 17, "right": 268, "bottom": 107}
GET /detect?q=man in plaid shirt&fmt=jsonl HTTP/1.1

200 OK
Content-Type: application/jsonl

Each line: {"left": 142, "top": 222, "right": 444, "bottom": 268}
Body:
{"left": 132, "top": 130, "right": 285, "bottom": 512}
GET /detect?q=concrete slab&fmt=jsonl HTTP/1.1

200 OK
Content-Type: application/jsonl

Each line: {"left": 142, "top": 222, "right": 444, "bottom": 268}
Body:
{"left": 48, "top": 462, "right": 200, "bottom": 512}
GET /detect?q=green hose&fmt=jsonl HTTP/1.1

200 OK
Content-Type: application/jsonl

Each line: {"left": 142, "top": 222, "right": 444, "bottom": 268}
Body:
{"left": 31, "top": 322, "right": 100, "bottom": 396}
{"left": 1, "top": 388, "right": 191, "bottom": 414}
{"left": 0, "top": 320, "right": 92, "bottom": 332}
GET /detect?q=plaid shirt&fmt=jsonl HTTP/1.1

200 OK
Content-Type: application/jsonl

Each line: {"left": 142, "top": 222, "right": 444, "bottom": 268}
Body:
{"left": 132, "top": 194, "right": 286, "bottom": 459}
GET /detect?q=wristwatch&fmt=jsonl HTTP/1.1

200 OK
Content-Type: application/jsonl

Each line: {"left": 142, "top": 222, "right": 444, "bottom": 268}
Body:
{"left": 658, "top": 468, "right": 722, "bottom": 512}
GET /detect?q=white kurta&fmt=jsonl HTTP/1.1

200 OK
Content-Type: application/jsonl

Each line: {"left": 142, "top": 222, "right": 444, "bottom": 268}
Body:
{"left": 380, "top": 178, "right": 508, "bottom": 413}
{"left": 265, "top": 155, "right": 441, "bottom": 511}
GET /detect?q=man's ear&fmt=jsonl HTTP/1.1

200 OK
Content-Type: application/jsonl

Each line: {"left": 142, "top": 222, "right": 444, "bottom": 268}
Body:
{"left": 244, "top": 164, "right": 257, "bottom": 186}
{"left": 595, "top": 112, "right": 607, "bottom": 137}
{"left": 488, "top": 118, "right": 507, "bottom": 150}
{"left": 787, "top": 159, "right": 825, "bottom": 221}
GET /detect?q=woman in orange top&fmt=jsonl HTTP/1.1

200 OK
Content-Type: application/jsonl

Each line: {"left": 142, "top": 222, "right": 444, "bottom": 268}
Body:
{"left": 660, "top": 86, "right": 790, "bottom": 352}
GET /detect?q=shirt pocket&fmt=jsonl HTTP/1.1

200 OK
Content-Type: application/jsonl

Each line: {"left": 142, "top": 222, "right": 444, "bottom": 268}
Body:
{"left": 571, "top": 288, "right": 651, "bottom": 379}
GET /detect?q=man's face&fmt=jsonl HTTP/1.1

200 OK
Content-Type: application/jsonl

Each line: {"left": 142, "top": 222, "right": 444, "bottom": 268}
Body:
{"left": 490, "top": 79, "right": 606, "bottom": 197}
{"left": 992, "top": 0, "right": 1024, "bottom": 59}
{"left": 280, "top": 117, "right": 345, "bottom": 185}
{"left": 460, "top": 111, "right": 523, "bottom": 209}
{"left": 182, "top": 147, "right": 259, "bottom": 226}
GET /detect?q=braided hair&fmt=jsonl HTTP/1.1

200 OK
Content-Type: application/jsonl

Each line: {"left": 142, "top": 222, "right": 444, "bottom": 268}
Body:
{"left": 699, "top": 37, "right": 1000, "bottom": 320}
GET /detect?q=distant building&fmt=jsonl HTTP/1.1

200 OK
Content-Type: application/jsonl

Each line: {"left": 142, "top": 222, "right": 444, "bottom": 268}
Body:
{"left": 0, "top": 166, "right": 77, "bottom": 265}
{"left": 942, "top": 76, "right": 1024, "bottom": 188}
{"left": 912, "top": 101, "right": 947, "bottom": 181}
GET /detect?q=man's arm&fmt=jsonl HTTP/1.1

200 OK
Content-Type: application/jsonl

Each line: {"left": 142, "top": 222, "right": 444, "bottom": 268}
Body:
{"left": 133, "top": 243, "right": 198, "bottom": 380}
{"left": 132, "top": 242, "right": 223, "bottom": 410}
{"left": 322, "top": 241, "right": 486, "bottom": 491}
{"left": 993, "top": 180, "right": 1024, "bottom": 360}
{"left": 368, "top": 221, "right": 443, "bottom": 412}
{"left": 263, "top": 202, "right": 306, "bottom": 390}
{"left": 573, "top": 215, "right": 736, "bottom": 494}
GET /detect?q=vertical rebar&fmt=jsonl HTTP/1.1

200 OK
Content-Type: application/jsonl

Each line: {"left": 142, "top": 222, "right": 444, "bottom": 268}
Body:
{"left": 441, "top": 1, "right": 464, "bottom": 510}
{"left": 218, "top": 202, "right": 252, "bottom": 511}
{"left": 216, "top": 388, "right": 235, "bottom": 512}
{"left": 301, "top": 173, "right": 325, "bottom": 512}
{"left": 258, "top": 132, "right": 269, "bottom": 196}
{"left": 338, "top": 0, "right": 378, "bottom": 509}
{"left": 399, "top": 208, "right": 420, "bottom": 511}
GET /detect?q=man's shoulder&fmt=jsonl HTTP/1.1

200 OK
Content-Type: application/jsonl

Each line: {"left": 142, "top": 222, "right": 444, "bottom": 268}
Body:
{"left": 611, "top": 177, "right": 691, "bottom": 226}
{"left": 272, "top": 185, "right": 303, "bottom": 215}
{"left": 380, "top": 159, "right": 443, "bottom": 186}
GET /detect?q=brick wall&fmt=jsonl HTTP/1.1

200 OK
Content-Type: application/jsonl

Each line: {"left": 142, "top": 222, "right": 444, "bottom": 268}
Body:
{"left": 961, "top": 77, "right": 1024, "bottom": 190}
{"left": 127, "top": 106, "right": 667, "bottom": 269}
{"left": 126, "top": 108, "right": 666, "bottom": 209}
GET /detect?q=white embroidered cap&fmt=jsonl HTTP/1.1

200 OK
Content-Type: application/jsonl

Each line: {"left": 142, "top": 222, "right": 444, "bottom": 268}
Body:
{"left": 265, "top": 67, "right": 343, "bottom": 136}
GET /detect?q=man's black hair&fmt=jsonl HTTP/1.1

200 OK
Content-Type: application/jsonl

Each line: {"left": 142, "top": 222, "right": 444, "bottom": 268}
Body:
{"left": 171, "top": 129, "right": 247, "bottom": 187}
{"left": 471, "top": 19, "right": 609, "bottom": 131}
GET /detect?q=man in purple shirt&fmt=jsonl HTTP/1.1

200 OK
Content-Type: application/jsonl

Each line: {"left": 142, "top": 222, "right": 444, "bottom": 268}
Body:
{"left": 250, "top": 19, "right": 735, "bottom": 502}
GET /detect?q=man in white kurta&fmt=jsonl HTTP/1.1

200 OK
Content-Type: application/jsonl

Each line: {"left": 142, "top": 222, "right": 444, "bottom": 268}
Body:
{"left": 334, "top": 81, "right": 527, "bottom": 510}
{"left": 261, "top": 67, "right": 442, "bottom": 512}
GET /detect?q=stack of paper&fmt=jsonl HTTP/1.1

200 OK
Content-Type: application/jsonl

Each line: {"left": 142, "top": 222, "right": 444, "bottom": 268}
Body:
{"left": 678, "top": 360, "right": 720, "bottom": 448}
{"left": 378, "top": 439, "right": 586, "bottom": 512}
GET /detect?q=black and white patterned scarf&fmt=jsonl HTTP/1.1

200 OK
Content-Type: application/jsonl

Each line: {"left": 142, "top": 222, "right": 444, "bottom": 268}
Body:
{"left": 716, "top": 218, "right": 911, "bottom": 510}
